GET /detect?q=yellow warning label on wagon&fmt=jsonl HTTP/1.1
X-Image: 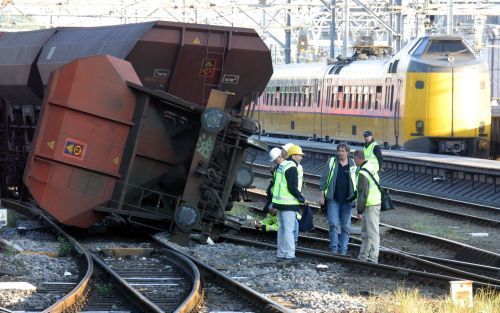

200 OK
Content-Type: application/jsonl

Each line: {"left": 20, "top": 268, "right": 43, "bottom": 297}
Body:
{"left": 63, "top": 138, "right": 87, "bottom": 160}
{"left": 193, "top": 37, "right": 201, "bottom": 45}
{"left": 47, "top": 141, "right": 55, "bottom": 150}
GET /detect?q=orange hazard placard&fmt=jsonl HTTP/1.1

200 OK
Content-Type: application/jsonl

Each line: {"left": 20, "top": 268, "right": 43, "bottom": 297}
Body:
{"left": 200, "top": 59, "right": 216, "bottom": 77}
{"left": 63, "top": 138, "right": 87, "bottom": 160}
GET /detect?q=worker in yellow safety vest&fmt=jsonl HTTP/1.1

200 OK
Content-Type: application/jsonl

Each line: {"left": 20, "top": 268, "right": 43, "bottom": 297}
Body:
{"left": 272, "top": 145, "right": 307, "bottom": 262}
{"left": 353, "top": 149, "right": 382, "bottom": 263}
{"left": 363, "top": 130, "right": 383, "bottom": 172}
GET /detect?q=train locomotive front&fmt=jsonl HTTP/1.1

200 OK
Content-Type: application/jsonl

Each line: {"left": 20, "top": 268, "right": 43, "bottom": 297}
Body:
{"left": 0, "top": 21, "right": 273, "bottom": 236}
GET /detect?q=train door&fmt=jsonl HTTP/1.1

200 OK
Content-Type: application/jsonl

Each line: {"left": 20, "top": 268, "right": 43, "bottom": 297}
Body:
{"left": 383, "top": 77, "right": 393, "bottom": 145}
{"left": 314, "top": 78, "right": 323, "bottom": 139}
{"left": 393, "top": 78, "right": 403, "bottom": 148}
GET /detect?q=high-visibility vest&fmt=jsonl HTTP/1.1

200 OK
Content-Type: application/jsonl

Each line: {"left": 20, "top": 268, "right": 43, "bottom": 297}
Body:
{"left": 297, "top": 164, "right": 303, "bottom": 192}
{"left": 272, "top": 160, "right": 301, "bottom": 205}
{"left": 324, "top": 157, "right": 357, "bottom": 198}
{"left": 260, "top": 214, "right": 278, "bottom": 231}
{"left": 260, "top": 212, "right": 302, "bottom": 232}
{"left": 357, "top": 165, "right": 382, "bottom": 206}
{"left": 363, "top": 141, "right": 380, "bottom": 171}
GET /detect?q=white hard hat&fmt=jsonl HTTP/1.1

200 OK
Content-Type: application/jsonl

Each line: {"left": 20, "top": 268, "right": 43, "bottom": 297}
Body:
{"left": 282, "top": 143, "right": 294, "bottom": 152}
{"left": 269, "top": 148, "right": 282, "bottom": 162}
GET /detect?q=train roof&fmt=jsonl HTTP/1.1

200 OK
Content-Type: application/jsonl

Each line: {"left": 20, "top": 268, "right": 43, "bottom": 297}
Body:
{"left": 331, "top": 58, "right": 389, "bottom": 76}
{"left": 271, "top": 63, "right": 331, "bottom": 82}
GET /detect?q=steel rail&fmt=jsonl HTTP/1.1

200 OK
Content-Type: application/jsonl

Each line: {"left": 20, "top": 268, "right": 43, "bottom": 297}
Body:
{"left": 1, "top": 199, "right": 93, "bottom": 313}
{"left": 219, "top": 234, "right": 499, "bottom": 292}
{"left": 150, "top": 235, "right": 293, "bottom": 313}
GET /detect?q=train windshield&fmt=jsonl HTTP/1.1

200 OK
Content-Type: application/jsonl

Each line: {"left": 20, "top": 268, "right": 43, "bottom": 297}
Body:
{"left": 412, "top": 38, "right": 474, "bottom": 59}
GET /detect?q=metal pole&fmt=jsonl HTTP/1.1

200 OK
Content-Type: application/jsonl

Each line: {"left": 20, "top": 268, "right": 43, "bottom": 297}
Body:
{"left": 343, "top": 0, "right": 349, "bottom": 58}
{"left": 330, "top": 0, "right": 336, "bottom": 59}
{"left": 447, "top": 0, "right": 453, "bottom": 35}
{"left": 285, "top": 0, "right": 291, "bottom": 63}
{"left": 388, "top": 0, "right": 393, "bottom": 48}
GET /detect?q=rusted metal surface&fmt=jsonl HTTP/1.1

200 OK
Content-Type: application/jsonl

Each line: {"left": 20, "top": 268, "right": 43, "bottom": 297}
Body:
{"left": 23, "top": 55, "right": 142, "bottom": 227}
{"left": 0, "top": 21, "right": 272, "bottom": 112}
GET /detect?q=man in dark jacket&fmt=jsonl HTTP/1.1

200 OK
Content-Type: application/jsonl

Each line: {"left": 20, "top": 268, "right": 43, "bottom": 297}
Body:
{"left": 319, "top": 143, "right": 357, "bottom": 255}
{"left": 272, "top": 145, "right": 308, "bottom": 261}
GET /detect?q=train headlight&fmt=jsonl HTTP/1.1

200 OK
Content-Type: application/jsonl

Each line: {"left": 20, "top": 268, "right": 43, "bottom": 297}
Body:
{"left": 201, "top": 108, "right": 228, "bottom": 133}
{"left": 174, "top": 204, "right": 201, "bottom": 231}
{"left": 235, "top": 166, "right": 254, "bottom": 188}
{"left": 478, "top": 121, "right": 486, "bottom": 135}
{"left": 415, "top": 120, "right": 424, "bottom": 135}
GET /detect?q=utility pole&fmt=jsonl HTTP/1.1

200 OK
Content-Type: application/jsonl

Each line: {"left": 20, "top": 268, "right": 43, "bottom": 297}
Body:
{"left": 330, "top": 0, "right": 336, "bottom": 59}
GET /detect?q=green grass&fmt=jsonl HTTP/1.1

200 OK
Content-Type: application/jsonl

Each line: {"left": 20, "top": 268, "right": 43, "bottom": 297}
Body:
{"left": 367, "top": 288, "right": 499, "bottom": 313}
{"left": 94, "top": 283, "right": 112, "bottom": 296}
{"left": 408, "top": 220, "right": 461, "bottom": 241}
{"left": 57, "top": 236, "right": 73, "bottom": 256}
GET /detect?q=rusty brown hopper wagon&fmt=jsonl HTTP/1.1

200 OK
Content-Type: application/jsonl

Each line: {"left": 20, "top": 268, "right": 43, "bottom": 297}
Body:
{"left": 0, "top": 21, "right": 272, "bottom": 234}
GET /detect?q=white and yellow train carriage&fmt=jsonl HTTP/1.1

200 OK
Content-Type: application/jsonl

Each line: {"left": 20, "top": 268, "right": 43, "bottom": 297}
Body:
{"left": 255, "top": 36, "right": 491, "bottom": 158}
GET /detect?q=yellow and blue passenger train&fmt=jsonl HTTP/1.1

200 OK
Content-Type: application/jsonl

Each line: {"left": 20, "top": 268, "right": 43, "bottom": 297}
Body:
{"left": 255, "top": 36, "right": 491, "bottom": 158}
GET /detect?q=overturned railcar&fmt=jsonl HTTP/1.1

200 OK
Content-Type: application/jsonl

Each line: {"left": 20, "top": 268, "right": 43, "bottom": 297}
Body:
{"left": 0, "top": 21, "right": 272, "bottom": 235}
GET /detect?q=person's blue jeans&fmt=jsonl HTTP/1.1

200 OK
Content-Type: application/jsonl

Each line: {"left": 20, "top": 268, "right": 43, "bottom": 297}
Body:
{"left": 294, "top": 214, "right": 299, "bottom": 243}
{"left": 326, "top": 200, "right": 351, "bottom": 254}
{"left": 277, "top": 210, "right": 297, "bottom": 258}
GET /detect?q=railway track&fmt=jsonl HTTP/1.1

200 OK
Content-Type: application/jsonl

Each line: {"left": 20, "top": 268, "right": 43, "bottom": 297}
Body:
{"left": 1, "top": 199, "right": 92, "bottom": 312}
{"left": 151, "top": 234, "right": 293, "bottom": 313}
{"left": 218, "top": 229, "right": 499, "bottom": 293}
{"left": 1, "top": 200, "right": 202, "bottom": 313}
{"left": 250, "top": 163, "right": 500, "bottom": 227}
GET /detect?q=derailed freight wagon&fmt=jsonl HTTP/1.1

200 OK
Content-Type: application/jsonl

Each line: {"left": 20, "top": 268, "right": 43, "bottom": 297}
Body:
{"left": 0, "top": 21, "right": 272, "bottom": 237}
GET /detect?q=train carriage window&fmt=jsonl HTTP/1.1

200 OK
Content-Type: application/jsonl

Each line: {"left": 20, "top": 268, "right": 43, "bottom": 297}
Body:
{"left": 326, "top": 86, "right": 331, "bottom": 108}
{"left": 349, "top": 94, "right": 353, "bottom": 109}
{"left": 338, "top": 86, "right": 343, "bottom": 92}
{"left": 375, "top": 86, "right": 382, "bottom": 110}
{"left": 354, "top": 94, "right": 359, "bottom": 109}
{"left": 283, "top": 93, "right": 288, "bottom": 106}
{"left": 389, "top": 86, "right": 394, "bottom": 111}
{"left": 343, "top": 94, "right": 347, "bottom": 109}
{"left": 426, "top": 40, "right": 473, "bottom": 57}
{"left": 279, "top": 92, "right": 283, "bottom": 106}
{"left": 309, "top": 93, "right": 312, "bottom": 107}
{"left": 317, "top": 90, "right": 321, "bottom": 107}
{"left": 361, "top": 94, "right": 365, "bottom": 109}
{"left": 367, "top": 94, "right": 372, "bottom": 110}
{"left": 293, "top": 92, "right": 297, "bottom": 106}
{"left": 289, "top": 92, "right": 293, "bottom": 106}
{"left": 391, "top": 60, "right": 399, "bottom": 73}
{"left": 415, "top": 81, "right": 424, "bottom": 89}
